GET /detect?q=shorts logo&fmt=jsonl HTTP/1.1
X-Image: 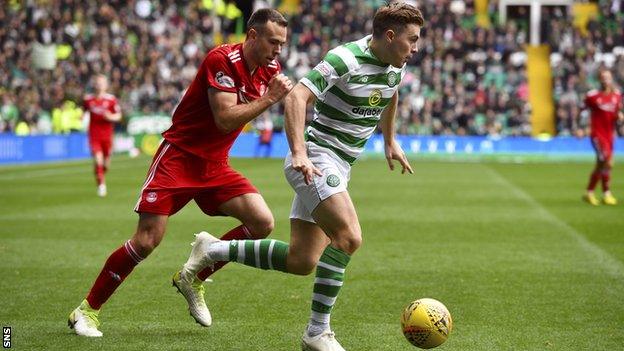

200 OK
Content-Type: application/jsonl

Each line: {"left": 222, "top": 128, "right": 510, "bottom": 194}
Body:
{"left": 146, "top": 192, "right": 157, "bottom": 203}
{"left": 387, "top": 71, "right": 398, "bottom": 87}
{"left": 326, "top": 174, "right": 340, "bottom": 187}
{"left": 369, "top": 89, "right": 382, "bottom": 106}
{"left": 215, "top": 71, "right": 235, "bottom": 88}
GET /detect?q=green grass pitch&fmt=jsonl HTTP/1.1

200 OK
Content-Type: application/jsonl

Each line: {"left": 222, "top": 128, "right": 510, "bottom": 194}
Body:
{"left": 1, "top": 155, "right": 623, "bottom": 350}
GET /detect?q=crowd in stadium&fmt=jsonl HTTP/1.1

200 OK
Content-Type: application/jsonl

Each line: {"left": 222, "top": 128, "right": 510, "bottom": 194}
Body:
{"left": 1, "top": 0, "right": 623, "bottom": 136}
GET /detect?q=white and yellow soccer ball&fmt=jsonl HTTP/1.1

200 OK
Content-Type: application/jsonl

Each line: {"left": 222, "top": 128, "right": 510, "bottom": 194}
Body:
{"left": 401, "top": 298, "right": 453, "bottom": 349}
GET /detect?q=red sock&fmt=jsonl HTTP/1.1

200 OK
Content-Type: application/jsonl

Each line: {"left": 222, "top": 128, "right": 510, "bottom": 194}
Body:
{"left": 601, "top": 170, "right": 611, "bottom": 192}
{"left": 95, "top": 164, "right": 105, "bottom": 185}
{"left": 86, "top": 240, "right": 144, "bottom": 310}
{"left": 196, "top": 225, "right": 252, "bottom": 281}
{"left": 587, "top": 170, "right": 601, "bottom": 191}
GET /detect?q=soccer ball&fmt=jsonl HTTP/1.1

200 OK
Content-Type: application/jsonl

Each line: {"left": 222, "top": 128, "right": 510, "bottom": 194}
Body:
{"left": 401, "top": 298, "right": 453, "bottom": 349}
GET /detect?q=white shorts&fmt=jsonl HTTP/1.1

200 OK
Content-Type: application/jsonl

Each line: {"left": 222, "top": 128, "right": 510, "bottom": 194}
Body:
{"left": 284, "top": 148, "right": 350, "bottom": 223}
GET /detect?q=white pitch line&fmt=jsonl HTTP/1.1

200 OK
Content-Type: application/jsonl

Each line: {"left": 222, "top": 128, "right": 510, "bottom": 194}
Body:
{"left": 484, "top": 165, "right": 624, "bottom": 278}
{"left": 0, "top": 158, "right": 146, "bottom": 181}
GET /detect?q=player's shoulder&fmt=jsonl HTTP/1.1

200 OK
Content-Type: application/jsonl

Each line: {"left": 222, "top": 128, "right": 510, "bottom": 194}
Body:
{"left": 586, "top": 89, "right": 600, "bottom": 98}
{"left": 324, "top": 43, "right": 360, "bottom": 76}
{"left": 208, "top": 43, "right": 242, "bottom": 64}
{"left": 83, "top": 93, "right": 94, "bottom": 101}
{"left": 102, "top": 93, "right": 117, "bottom": 101}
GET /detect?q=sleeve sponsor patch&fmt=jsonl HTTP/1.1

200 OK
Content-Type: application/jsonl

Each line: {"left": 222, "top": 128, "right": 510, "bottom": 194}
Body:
{"left": 314, "top": 61, "right": 332, "bottom": 77}
{"left": 215, "top": 71, "right": 235, "bottom": 88}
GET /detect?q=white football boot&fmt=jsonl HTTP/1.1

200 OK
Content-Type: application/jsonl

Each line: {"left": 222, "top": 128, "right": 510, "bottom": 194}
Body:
{"left": 68, "top": 300, "right": 103, "bottom": 337}
{"left": 97, "top": 184, "right": 107, "bottom": 197}
{"left": 302, "top": 330, "right": 346, "bottom": 351}
{"left": 174, "top": 231, "right": 220, "bottom": 326}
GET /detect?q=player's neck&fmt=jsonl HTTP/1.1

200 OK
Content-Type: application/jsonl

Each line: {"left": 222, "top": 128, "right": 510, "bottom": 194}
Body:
{"left": 95, "top": 91, "right": 107, "bottom": 98}
{"left": 368, "top": 38, "right": 389, "bottom": 66}
{"left": 242, "top": 42, "right": 259, "bottom": 74}
{"left": 602, "top": 86, "right": 613, "bottom": 94}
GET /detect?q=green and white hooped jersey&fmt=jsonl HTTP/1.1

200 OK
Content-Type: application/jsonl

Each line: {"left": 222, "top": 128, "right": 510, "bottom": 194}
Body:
{"left": 300, "top": 35, "right": 405, "bottom": 169}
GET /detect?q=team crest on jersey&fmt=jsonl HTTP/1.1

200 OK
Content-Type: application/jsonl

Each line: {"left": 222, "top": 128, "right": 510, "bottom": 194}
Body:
{"left": 326, "top": 174, "right": 340, "bottom": 187}
{"left": 146, "top": 192, "right": 157, "bottom": 203}
{"left": 387, "top": 71, "right": 398, "bottom": 87}
{"left": 216, "top": 71, "right": 235, "bottom": 88}
{"left": 369, "top": 89, "right": 382, "bottom": 106}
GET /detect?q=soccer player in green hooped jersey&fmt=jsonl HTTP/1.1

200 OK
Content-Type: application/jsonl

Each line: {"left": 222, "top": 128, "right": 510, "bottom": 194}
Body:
{"left": 178, "top": 3, "right": 423, "bottom": 350}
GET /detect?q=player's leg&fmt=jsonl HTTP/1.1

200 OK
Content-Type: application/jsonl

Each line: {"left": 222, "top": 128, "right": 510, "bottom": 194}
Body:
{"left": 602, "top": 150, "right": 617, "bottom": 205}
{"left": 194, "top": 193, "right": 274, "bottom": 281}
{"left": 69, "top": 214, "right": 168, "bottom": 337}
{"left": 584, "top": 137, "right": 604, "bottom": 205}
{"left": 301, "top": 191, "right": 360, "bottom": 351}
{"left": 90, "top": 138, "right": 107, "bottom": 196}
{"left": 102, "top": 137, "right": 113, "bottom": 183}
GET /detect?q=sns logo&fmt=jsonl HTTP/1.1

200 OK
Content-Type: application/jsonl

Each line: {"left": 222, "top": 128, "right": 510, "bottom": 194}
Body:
{"left": 3, "top": 327, "right": 11, "bottom": 349}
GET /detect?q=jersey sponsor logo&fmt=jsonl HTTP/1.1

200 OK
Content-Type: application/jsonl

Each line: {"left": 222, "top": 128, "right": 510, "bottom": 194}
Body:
{"left": 146, "top": 192, "right": 158, "bottom": 203}
{"left": 315, "top": 61, "right": 332, "bottom": 77}
{"left": 387, "top": 71, "right": 398, "bottom": 87}
{"left": 369, "top": 89, "right": 382, "bottom": 106}
{"left": 352, "top": 106, "right": 383, "bottom": 117}
{"left": 326, "top": 174, "right": 341, "bottom": 187}
{"left": 215, "top": 71, "right": 235, "bottom": 88}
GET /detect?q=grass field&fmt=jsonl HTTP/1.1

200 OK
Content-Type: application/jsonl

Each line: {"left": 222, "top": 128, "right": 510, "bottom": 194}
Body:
{"left": 1, "top": 155, "right": 623, "bottom": 350}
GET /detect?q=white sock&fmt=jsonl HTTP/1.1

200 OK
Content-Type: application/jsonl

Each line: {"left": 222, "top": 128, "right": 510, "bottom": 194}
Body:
{"left": 206, "top": 240, "right": 231, "bottom": 261}
{"left": 307, "top": 319, "right": 330, "bottom": 337}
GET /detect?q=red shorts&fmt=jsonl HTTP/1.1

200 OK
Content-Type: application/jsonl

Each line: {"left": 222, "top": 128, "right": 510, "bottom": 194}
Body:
{"left": 90, "top": 137, "right": 112, "bottom": 158}
{"left": 591, "top": 136, "right": 613, "bottom": 162}
{"left": 134, "top": 141, "right": 258, "bottom": 216}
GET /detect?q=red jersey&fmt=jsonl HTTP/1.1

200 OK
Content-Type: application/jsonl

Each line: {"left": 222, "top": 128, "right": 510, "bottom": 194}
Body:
{"left": 584, "top": 89, "right": 622, "bottom": 140}
{"left": 83, "top": 93, "right": 120, "bottom": 140}
{"left": 163, "top": 43, "right": 281, "bottom": 161}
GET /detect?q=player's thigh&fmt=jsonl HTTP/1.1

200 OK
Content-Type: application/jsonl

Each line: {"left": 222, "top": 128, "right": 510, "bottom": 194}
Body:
{"left": 287, "top": 218, "right": 330, "bottom": 275}
{"left": 215, "top": 193, "right": 274, "bottom": 236}
{"left": 311, "top": 191, "right": 362, "bottom": 254}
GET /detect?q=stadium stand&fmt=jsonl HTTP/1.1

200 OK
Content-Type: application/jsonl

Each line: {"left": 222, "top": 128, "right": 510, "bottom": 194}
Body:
{"left": 0, "top": 0, "right": 622, "bottom": 136}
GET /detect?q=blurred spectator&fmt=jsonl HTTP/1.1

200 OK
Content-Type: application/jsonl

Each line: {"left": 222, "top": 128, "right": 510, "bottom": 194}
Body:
{"left": 0, "top": 0, "right": 622, "bottom": 136}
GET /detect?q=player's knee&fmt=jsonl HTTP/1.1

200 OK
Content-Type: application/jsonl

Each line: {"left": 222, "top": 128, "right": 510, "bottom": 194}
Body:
{"left": 132, "top": 226, "right": 165, "bottom": 257}
{"left": 246, "top": 214, "right": 274, "bottom": 238}
{"left": 288, "top": 257, "right": 318, "bottom": 276}
{"left": 332, "top": 231, "right": 362, "bottom": 255}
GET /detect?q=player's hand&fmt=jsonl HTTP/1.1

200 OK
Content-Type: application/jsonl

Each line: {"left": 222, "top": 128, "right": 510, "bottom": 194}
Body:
{"left": 385, "top": 140, "right": 413, "bottom": 174}
{"left": 291, "top": 153, "right": 322, "bottom": 185}
{"left": 266, "top": 74, "right": 293, "bottom": 104}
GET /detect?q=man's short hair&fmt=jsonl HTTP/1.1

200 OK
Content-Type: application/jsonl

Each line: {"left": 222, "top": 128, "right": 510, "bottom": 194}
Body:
{"left": 373, "top": 2, "right": 425, "bottom": 38}
{"left": 247, "top": 8, "right": 288, "bottom": 33}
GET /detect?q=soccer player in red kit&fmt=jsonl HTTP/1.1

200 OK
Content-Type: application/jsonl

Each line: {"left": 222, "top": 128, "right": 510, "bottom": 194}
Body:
{"left": 583, "top": 69, "right": 624, "bottom": 206}
{"left": 83, "top": 75, "right": 122, "bottom": 197}
{"left": 68, "top": 9, "right": 292, "bottom": 337}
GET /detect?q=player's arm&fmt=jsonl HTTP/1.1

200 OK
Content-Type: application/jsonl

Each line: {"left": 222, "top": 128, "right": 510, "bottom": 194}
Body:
{"left": 104, "top": 99, "right": 122, "bottom": 122}
{"left": 104, "top": 112, "right": 122, "bottom": 122}
{"left": 209, "top": 74, "right": 292, "bottom": 133}
{"left": 380, "top": 91, "right": 413, "bottom": 174}
{"left": 284, "top": 83, "right": 322, "bottom": 184}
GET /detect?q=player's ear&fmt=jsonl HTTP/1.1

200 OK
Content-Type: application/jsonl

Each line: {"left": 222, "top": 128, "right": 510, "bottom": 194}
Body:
{"left": 385, "top": 29, "right": 395, "bottom": 42}
{"left": 247, "top": 27, "right": 258, "bottom": 40}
